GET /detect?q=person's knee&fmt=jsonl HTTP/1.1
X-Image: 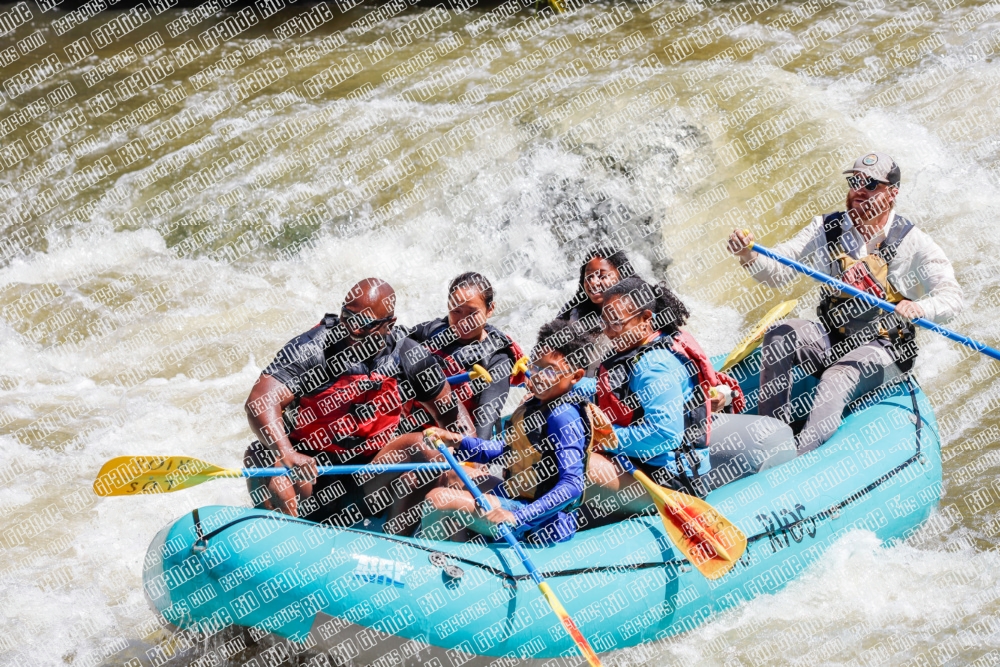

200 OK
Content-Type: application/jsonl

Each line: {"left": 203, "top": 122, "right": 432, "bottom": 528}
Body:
{"left": 757, "top": 421, "right": 796, "bottom": 469}
{"left": 586, "top": 454, "right": 618, "bottom": 487}
{"left": 762, "top": 323, "right": 798, "bottom": 364}
{"left": 818, "top": 364, "right": 861, "bottom": 399}
{"left": 425, "top": 487, "right": 454, "bottom": 511}
{"left": 749, "top": 417, "right": 793, "bottom": 449}
{"left": 764, "top": 321, "right": 798, "bottom": 344}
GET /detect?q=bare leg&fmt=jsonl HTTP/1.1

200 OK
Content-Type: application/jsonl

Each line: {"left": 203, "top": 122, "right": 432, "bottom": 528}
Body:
{"left": 583, "top": 453, "right": 655, "bottom": 520}
{"left": 366, "top": 433, "right": 492, "bottom": 535}
{"left": 420, "top": 487, "right": 508, "bottom": 540}
{"left": 361, "top": 433, "right": 446, "bottom": 534}
{"left": 420, "top": 384, "right": 476, "bottom": 436}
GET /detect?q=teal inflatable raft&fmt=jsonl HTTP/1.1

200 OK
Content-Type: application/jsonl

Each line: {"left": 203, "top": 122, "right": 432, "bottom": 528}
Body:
{"left": 142, "top": 353, "right": 942, "bottom": 665}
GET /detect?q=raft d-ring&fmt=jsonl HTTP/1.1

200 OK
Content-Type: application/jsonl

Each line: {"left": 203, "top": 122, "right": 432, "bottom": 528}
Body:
{"left": 429, "top": 552, "right": 464, "bottom": 581}
{"left": 829, "top": 508, "right": 841, "bottom": 520}
{"left": 679, "top": 563, "right": 692, "bottom": 573}
{"left": 919, "top": 454, "right": 928, "bottom": 465}
{"left": 192, "top": 539, "right": 208, "bottom": 554}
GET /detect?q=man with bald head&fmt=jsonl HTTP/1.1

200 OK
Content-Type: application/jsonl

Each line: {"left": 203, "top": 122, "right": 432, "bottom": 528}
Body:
{"left": 244, "top": 278, "right": 421, "bottom": 523}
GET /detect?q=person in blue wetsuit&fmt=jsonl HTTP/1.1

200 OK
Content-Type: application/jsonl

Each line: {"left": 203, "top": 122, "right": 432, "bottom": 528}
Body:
{"left": 578, "top": 276, "right": 795, "bottom": 516}
{"left": 422, "top": 319, "right": 611, "bottom": 545}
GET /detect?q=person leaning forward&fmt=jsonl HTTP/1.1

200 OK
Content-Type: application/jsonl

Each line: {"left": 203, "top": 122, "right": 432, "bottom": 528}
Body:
{"left": 728, "top": 152, "right": 964, "bottom": 453}
{"left": 243, "top": 277, "right": 417, "bottom": 523}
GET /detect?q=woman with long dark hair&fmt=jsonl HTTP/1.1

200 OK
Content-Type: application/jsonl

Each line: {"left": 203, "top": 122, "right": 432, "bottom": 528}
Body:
{"left": 577, "top": 276, "right": 796, "bottom": 513}
{"left": 366, "top": 272, "right": 524, "bottom": 535}
{"left": 558, "top": 246, "right": 636, "bottom": 332}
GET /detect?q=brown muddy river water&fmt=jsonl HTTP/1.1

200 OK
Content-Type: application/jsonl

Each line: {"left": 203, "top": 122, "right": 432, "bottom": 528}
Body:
{"left": 3, "top": 0, "right": 1000, "bottom": 664}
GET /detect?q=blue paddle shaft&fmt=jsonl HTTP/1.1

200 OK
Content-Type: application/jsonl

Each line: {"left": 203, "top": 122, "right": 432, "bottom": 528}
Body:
{"left": 241, "top": 463, "right": 453, "bottom": 477}
{"left": 447, "top": 372, "right": 471, "bottom": 386}
{"left": 436, "top": 442, "right": 544, "bottom": 586}
{"left": 752, "top": 244, "right": 1000, "bottom": 363}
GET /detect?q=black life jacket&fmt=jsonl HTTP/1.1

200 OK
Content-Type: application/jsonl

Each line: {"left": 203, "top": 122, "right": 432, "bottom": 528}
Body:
{"left": 816, "top": 212, "right": 918, "bottom": 371}
{"left": 412, "top": 319, "right": 525, "bottom": 411}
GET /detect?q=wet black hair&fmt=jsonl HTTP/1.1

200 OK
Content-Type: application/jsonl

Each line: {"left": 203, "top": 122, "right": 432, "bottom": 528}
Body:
{"left": 558, "top": 246, "right": 636, "bottom": 326}
{"left": 601, "top": 275, "right": 690, "bottom": 336}
{"left": 448, "top": 272, "right": 494, "bottom": 309}
{"left": 534, "top": 319, "right": 596, "bottom": 371}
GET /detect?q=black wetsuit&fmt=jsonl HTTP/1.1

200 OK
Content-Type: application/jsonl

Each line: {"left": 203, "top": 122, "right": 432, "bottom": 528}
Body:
{"left": 399, "top": 317, "right": 519, "bottom": 439}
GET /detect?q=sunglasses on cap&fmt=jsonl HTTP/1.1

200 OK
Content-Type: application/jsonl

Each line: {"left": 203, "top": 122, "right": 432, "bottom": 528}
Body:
{"left": 340, "top": 305, "right": 393, "bottom": 332}
{"left": 846, "top": 174, "right": 885, "bottom": 192}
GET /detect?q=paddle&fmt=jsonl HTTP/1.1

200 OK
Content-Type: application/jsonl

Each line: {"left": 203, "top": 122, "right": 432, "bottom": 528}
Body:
{"left": 719, "top": 299, "right": 798, "bottom": 372}
{"left": 446, "top": 363, "right": 492, "bottom": 386}
{"left": 432, "top": 438, "right": 604, "bottom": 667}
{"left": 93, "top": 456, "right": 457, "bottom": 497}
{"left": 612, "top": 455, "right": 746, "bottom": 580}
{"left": 511, "top": 356, "right": 529, "bottom": 380}
{"left": 751, "top": 243, "right": 1000, "bottom": 362}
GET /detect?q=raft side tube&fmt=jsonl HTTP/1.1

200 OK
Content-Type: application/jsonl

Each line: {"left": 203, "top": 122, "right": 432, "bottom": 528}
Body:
{"left": 144, "top": 352, "right": 942, "bottom": 662}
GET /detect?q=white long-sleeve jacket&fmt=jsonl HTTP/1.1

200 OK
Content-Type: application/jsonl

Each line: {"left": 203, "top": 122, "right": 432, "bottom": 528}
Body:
{"left": 744, "top": 210, "right": 964, "bottom": 324}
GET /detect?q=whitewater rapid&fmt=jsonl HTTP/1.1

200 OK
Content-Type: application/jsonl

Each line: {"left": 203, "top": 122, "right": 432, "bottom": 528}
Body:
{"left": 3, "top": 0, "right": 1000, "bottom": 664}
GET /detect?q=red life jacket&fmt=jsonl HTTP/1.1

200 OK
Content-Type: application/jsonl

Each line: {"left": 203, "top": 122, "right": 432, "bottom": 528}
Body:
{"left": 285, "top": 319, "right": 407, "bottom": 457}
{"left": 288, "top": 373, "right": 406, "bottom": 456}
{"left": 596, "top": 330, "right": 746, "bottom": 453}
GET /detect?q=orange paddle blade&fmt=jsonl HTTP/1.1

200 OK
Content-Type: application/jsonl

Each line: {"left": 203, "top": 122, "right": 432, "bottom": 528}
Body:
{"left": 538, "top": 582, "right": 603, "bottom": 667}
{"left": 632, "top": 470, "right": 747, "bottom": 580}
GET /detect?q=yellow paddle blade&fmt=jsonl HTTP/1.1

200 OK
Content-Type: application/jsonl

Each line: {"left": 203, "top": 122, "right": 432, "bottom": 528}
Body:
{"left": 631, "top": 470, "right": 747, "bottom": 580}
{"left": 469, "top": 363, "right": 493, "bottom": 384}
{"left": 547, "top": 0, "right": 566, "bottom": 12}
{"left": 93, "top": 456, "right": 241, "bottom": 497}
{"left": 719, "top": 299, "right": 798, "bottom": 373}
{"left": 510, "top": 356, "right": 529, "bottom": 379}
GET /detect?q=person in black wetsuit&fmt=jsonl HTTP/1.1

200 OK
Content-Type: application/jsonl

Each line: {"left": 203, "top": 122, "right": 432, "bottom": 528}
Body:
{"left": 243, "top": 278, "right": 413, "bottom": 524}
{"left": 365, "top": 272, "right": 525, "bottom": 535}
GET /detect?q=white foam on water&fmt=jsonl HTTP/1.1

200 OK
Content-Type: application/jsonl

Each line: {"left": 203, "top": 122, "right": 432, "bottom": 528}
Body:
{"left": 4, "top": 3, "right": 1000, "bottom": 665}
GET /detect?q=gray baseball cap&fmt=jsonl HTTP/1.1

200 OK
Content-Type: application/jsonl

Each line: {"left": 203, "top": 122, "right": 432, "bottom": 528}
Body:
{"left": 843, "top": 152, "right": 900, "bottom": 186}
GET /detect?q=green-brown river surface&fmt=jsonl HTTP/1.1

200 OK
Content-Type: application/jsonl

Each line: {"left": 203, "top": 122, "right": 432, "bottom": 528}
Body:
{"left": 3, "top": 0, "right": 1000, "bottom": 664}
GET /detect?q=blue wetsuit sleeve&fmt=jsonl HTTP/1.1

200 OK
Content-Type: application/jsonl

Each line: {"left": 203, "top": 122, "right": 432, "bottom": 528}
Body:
{"left": 571, "top": 376, "right": 597, "bottom": 399}
{"left": 458, "top": 436, "right": 504, "bottom": 464}
{"left": 511, "top": 403, "right": 586, "bottom": 526}
{"left": 611, "top": 349, "right": 689, "bottom": 464}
